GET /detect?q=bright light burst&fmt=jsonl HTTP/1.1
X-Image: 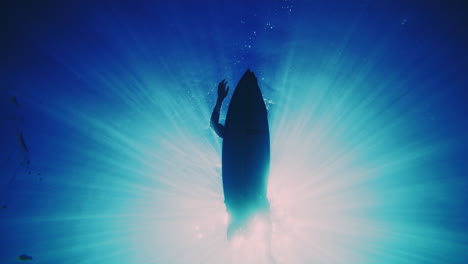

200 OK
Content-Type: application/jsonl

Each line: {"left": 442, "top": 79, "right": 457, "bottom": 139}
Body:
{"left": 2, "top": 1, "right": 467, "bottom": 264}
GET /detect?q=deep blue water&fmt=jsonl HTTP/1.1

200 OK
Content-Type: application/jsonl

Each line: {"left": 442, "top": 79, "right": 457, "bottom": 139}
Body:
{"left": 2, "top": 1, "right": 468, "bottom": 263}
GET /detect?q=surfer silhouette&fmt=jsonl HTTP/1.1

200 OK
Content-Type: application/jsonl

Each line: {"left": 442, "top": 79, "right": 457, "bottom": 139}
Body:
{"left": 211, "top": 69, "right": 270, "bottom": 239}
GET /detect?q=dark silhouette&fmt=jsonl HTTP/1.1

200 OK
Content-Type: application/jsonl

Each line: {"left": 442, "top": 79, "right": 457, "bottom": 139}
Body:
{"left": 211, "top": 69, "right": 270, "bottom": 239}
{"left": 18, "top": 254, "right": 33, "bottom": 261}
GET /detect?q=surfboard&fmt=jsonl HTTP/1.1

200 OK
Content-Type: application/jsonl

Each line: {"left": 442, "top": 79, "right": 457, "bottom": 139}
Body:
{"left": 222, "top": 69, "right": 270, "bottom": 222}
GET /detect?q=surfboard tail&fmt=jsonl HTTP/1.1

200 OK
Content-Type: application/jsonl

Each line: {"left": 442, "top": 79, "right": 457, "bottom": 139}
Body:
{"left": 226, "top": 198, "right": 270, "bottom": 240}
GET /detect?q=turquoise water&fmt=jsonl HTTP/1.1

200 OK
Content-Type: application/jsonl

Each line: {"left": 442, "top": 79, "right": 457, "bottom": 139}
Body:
{"left": 2, "top": 1, "right": 467, "bottom": 263}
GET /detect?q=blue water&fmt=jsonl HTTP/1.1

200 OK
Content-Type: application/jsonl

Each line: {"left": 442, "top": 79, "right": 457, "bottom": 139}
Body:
{"left": 2, "top": 1, "right": 467, "bottom": 263}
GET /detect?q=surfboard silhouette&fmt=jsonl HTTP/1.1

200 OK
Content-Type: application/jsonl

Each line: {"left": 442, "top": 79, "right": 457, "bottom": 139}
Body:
{"left": 211, "top": 69, "right": 270, "bottom": 238}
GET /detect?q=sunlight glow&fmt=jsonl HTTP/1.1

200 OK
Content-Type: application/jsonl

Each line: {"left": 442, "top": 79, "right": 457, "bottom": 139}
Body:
{"left": 2, "top": 1, "right": 467, "bottom": 263}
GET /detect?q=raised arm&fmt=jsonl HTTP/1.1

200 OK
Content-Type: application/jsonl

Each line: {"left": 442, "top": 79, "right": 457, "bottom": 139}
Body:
{"left": 211, "top": 79, "right": 229, "bottom": 138}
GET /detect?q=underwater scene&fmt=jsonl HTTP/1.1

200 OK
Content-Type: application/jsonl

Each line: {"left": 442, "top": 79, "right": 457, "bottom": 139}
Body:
{"left": 2, "top": 0, "right": 468, "bottom": 263}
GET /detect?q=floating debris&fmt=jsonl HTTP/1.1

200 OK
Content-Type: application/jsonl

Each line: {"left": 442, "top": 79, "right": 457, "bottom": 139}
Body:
{"left": 17, "top": 132, "right": 30, "bottom": 165}
{"left": 18, "top": 133, "right": 29, "bottom": 153}
{"left": 18, "top": 254, "right": 33, "bottom": 261}
{"left": 11, "top": 96, "right": 19, "bottom": 106}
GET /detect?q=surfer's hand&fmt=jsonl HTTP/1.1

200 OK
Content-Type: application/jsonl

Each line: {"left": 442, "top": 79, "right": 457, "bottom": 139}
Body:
{"left": 218, "top": 79, "right": 229, "bottom": 100}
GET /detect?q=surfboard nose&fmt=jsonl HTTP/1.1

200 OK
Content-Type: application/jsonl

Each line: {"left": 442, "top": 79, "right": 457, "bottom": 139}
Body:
{"left": 242, "top": 69, "right": 256, "bottom": 79}
{"left": 238, "top": 69, "right": 258, "bottom": 90}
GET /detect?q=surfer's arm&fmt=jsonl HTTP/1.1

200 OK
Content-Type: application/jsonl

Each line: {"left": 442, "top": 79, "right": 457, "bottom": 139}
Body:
{"left": 211, "top": 80, "right": 230, "bottom": 138}
{"left": 211, "top": 98, "right": 225, "bottom": 138}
